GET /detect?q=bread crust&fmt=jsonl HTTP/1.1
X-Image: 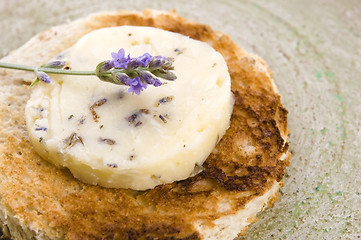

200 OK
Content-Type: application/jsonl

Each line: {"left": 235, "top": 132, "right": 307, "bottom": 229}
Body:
{"left": 0, "top": 9, "right": 290, "bottom": 240}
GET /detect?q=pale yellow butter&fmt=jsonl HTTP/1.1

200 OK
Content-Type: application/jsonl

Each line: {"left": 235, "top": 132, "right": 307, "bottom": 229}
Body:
{"left": 26, "top": 26, "right": 233, "bottom": 190}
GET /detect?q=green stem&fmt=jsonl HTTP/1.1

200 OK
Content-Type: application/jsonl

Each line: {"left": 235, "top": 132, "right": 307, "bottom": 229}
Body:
{"left": 0, "top": 62, "right": 95, "bottom": 76}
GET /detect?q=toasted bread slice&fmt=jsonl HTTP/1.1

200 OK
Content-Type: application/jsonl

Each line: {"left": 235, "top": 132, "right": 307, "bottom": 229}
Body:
{"left": 0, "top": 9, "right": 290, "bottom": 240}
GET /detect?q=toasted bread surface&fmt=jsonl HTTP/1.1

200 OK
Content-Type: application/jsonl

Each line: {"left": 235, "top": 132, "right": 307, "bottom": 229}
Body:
{"left": 0, "top": 9, "right": 290, "bottom": 240}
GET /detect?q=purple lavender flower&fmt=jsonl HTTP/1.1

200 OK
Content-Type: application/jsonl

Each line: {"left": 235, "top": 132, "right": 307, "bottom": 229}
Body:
{"left": 36, "top": 71, "right": 51, "bottom": 83}
{"left": 127, "top": 77, "right": 147, "bottom": 95}
{"left": 127, "top": 53, "right": 153, "bottom": 70}
{"left": 137, "top": 53, "right": 153, "bottom": 66}
{"left": 110, "top": 49, "right": 130, "bottom": 69}
{"left": 94, "top": 48, "right": 176, "bottom": 94}
{"left": 114, "top": 73, "right": 145, "bottom": 95}
{"left": 1, "top": 48, "right": 176, "bottom": 91}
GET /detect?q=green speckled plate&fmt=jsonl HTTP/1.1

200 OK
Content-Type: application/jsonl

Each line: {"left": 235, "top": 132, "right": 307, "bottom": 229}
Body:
{"left": 1, "top": 0, "right": 360, "bottom": 239}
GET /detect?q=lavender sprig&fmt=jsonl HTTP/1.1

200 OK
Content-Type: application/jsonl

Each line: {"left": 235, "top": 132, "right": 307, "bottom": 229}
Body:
{"left": 0, "top": 49, "right": 176, "bottom": 95}
{"left": 95, "top": 49, "right": 176, "bottom": 95}
{"left": 31, "top": 61, "right": 67, "bottom": 87}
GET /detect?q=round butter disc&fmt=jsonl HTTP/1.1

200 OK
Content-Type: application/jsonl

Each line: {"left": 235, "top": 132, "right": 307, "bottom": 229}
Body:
{"left": 25, "top": 26, "right": 233, "bottom": 190}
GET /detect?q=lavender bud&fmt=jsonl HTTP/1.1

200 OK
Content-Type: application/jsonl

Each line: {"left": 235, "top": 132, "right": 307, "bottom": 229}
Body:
{"left": 154, "top": 78, "right": 162, "bottom": 87}
{"left": 162, "top": 71, "right": 177, "bottom": 81}
{"left": 42, "top": 60, "right": 66, "bottom": 69}
{"left": 152, "top": 69, "right": 177, "bottom": 81}
{"left": 96, "top": 61, "right": 114, "bottom": 74}
{"left": 137, "top": 71, "right": 155, "bottom": 84}
{"left": 95, "top": 61, "right": 113, "bottom": 83}
{"left": 162, "top": 58, "right": 175, "bottom": 70}
{"left": 148, "top": 56, "right": 166, "bottom": 69}
{"left": 36, "top": 71, "right": 51, "bottom": 83}
{"left": 98, "top": 74, "right": 113, "bottom": 83}
{"left": 127, "top": 59, "right": 142, "bottom": 70}
{"left": 101, "top": 60, "right": 114, "bottom": 71}
{"left": 115, "top": 72, "right": 133, "bottom": 86}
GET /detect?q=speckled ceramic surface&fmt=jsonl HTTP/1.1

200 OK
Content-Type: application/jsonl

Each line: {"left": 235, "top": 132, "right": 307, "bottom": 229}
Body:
{"left": 1, "top": 0, "right": 360, "bottom": 239}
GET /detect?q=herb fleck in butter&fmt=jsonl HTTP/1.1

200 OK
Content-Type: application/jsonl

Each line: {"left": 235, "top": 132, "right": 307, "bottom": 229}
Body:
{"left": 98, "top": 137, "right": 116, "bottom": 145}
{"left": 107, "top": 163, "right": 118, "bottom": 168}
{"left": 174, "top": 48, "right": 185, "bottom": 55}
{"left": 156, "top": 96, "right": 174, "bottom": 107}
{"left": 158, "top": 114, "right": 167, "bottom": 123}
{"left": 64, "top": 132, "right": 84, "bottom": 148}
{"left": 127, "top": 109, "right": 149, "bottom": 127}
{"left": 90, "top": 98, "right": 107, "bottom": 122}
{"left": 79, "top": 116, "right": 86, "bottom": 125}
